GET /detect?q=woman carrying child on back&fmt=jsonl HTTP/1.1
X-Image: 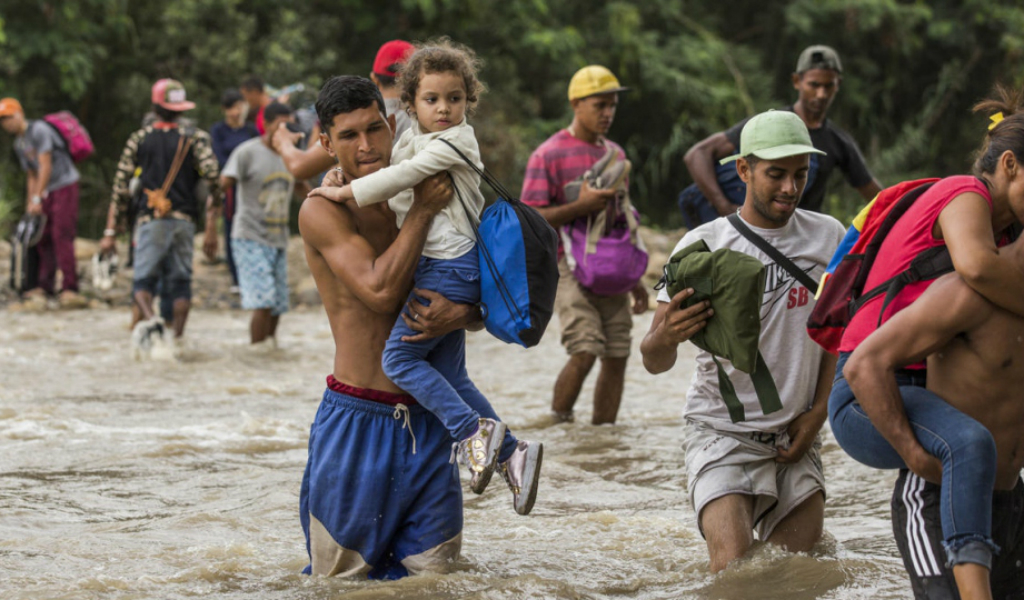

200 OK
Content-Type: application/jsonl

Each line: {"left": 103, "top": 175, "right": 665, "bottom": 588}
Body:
{"left": 307, "top": 39, "right": 541, "bottom": 516}
{"left": 831, "top": 85, "right": 1024, "bottom": 600}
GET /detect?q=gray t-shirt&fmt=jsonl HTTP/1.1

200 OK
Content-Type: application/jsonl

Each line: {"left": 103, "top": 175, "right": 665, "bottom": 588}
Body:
{"left": 14, "top": 120, "right": 80, "bottom": 192}
{"left": 384, "top": 97, "right": 412, "bottom": 142}
{"left": 657, "top": 210, "right": 845, "bottom": 433}
{"left": 222, "top": 137, "right": 295, "bottom": 249}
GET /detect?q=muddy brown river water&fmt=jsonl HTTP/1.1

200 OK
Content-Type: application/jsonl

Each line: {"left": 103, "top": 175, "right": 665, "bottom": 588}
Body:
{"left": 0, "top": 308, "right": 914, "bottom": 599}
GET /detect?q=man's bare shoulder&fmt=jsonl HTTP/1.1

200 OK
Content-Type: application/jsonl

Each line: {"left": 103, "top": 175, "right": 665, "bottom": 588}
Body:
{"left": 298, "top": 196, "right": 358, "bottom": 247}
{"left": 925, "top": 273, "right": 993, "bottom": 315}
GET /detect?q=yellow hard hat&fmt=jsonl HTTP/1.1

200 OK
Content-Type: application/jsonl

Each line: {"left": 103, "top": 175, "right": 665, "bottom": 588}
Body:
{"left": 567, "top": 65, "right": 629, "bottom": 101}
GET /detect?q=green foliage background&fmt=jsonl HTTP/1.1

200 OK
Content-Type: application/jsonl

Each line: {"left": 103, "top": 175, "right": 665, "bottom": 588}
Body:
{"left": 0, "top": 0, "right": 1022, "bottom": 235}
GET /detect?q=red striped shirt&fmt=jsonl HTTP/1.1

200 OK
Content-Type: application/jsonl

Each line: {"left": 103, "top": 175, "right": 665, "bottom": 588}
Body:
{"left": 520, "top": 129, "right": 627, "bottom": 209}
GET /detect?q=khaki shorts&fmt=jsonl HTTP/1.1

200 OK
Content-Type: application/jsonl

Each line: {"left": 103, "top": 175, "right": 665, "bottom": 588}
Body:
{"left": 555, "top": 257, "right": 633, "bottom": 358}
{"left": 683, "top": 419, "right": 825, "bottom": 540}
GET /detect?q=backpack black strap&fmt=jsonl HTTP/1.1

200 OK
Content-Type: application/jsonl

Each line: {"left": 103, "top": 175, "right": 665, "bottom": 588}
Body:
{"left": 727, "top": 213, "right": 817, "bottom": 290}
{"left": 437, "top": 138, "right": 517, "bottom": 202}
{"left": 852, "top": 245, "right": 954, "bottom": 327}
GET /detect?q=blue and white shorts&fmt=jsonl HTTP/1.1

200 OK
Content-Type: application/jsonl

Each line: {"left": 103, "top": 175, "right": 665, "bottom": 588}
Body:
{"left": 233, "top": 238, "right": 289, "bottom": 315}
{"left": 300, "top": 388, "right": 463, "bottom": 579}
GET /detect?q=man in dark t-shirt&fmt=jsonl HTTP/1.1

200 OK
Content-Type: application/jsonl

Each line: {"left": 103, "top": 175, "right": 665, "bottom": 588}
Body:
{"left": 100, "top": 79, "right": 222, "bottom": 347}
{"left": 210, "top": 88, "right": 259, "bottom": 287}
{"left": 683, "top": 45, "right": 882, "bottom": 221}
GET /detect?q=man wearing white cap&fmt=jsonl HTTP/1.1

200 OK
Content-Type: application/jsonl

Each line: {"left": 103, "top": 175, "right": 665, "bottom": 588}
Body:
{"left": 101, "top": 79, "right": 222, "bottom": 348}
{"left": 642, "top": 110, "right": 844, "bottom": 571}
{"left": 522, "top": 65, "right": 649, "bottom": 425}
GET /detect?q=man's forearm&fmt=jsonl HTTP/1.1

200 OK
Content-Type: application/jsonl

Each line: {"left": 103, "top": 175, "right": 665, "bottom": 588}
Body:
{"left": 805, "top": 351, "right": 837, "bottom": 428}
{"left": 281, "top": 144, "right": 335, "bottom": 180}
{"left": 36, "top": 153, "right": 53, "bottom": 197}
{"left": 26, "top": 171, "right": 41, "bottom": 201}
{"left": 362, "top": 207, "right": 435, "bottom": 312}
{"left": 640, "top": 330, "right": 679, "bottom": 375}
{"left": 845, "top": 354, "right": 923, "bottom": 459}
{"left": 535, "top": 202, "right": 591, "bottom": 229}
{"left": 685, "top": 152, "right": 734, "bottom": 215}
{"left": 206, "top": 203, "right": 221, "bottom": 231}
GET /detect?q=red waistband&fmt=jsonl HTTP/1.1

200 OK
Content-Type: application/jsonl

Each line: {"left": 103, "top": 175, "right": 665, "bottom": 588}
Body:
{"left": 326, "top": 375, "right": 418, "bottom": 406}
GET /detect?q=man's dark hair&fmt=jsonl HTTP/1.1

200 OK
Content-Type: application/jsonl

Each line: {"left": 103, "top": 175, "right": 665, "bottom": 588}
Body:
{"left": 742, "top": 155, "right": 760, "bottom": 170}
{"left": 240, "top": 76, "right": 265, "bottom": 92}
{"left": 315, "top": 76, "right": 385, "bottom": 133}
{"left": 263, "top": 101, "right": 293, "bottom": 123}
{"left": 374, "top": 73, "right": 397, "bottom": 89}
{"left": 220, "top": 88, "right": 244, "bottom": 108}
{"left": 152, "top": 105, "right": 182, "bottom": 122}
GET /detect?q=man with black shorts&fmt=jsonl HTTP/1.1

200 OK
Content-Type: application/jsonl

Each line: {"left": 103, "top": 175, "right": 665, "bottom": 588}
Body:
{"left": 842, "top": 268, "right": 1024, "bottom": 599}
{"left": 682, "top": 45, "right": 882, "bottom": 225}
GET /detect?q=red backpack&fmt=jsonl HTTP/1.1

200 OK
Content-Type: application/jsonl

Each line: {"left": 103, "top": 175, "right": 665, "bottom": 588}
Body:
{"left": 806, "top": 178, "right": 954, "bottom": 353}
{"left": 42, "top": 111, "right": 94, "bottom": 163}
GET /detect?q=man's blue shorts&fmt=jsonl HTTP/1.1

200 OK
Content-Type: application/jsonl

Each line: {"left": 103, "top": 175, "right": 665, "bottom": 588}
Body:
{"left": 299, "top": 387, "right": 463, "bottom": 580}
{"left": 233, "top": 238, "right": 289, "bottom": 316}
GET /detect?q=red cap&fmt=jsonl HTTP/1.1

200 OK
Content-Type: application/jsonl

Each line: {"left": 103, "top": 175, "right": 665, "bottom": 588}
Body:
{"left": 151, "top": 78, "right": 196, "bottom": 112}
{"left": 372, "top": 40, "right": 414, "bottom": 77}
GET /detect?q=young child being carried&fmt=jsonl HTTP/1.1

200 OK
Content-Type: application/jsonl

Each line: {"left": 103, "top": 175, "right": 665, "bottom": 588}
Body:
{"left": 307, "top": 39, "right": 541, "bottom": 515}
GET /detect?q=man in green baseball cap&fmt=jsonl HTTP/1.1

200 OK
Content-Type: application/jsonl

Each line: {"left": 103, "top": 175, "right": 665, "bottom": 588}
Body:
{"left": 642, "top": 109, "right": 846, "bottom": 572}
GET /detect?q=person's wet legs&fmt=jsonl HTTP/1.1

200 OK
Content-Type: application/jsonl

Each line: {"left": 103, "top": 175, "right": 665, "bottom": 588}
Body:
{"left": 551, "top": 352, "right": 597, "bottom": 421}
{"left": 829, "top": 353, "right": 997, "bottom": 599}
{"left": 592, "top": 356, "right": 626, "bottom": 424}
{"left": 428, "top": 328, "right": 517, "bottom": 462}
{"left": 700, "top": 493, "right": 756, "bottom": 573}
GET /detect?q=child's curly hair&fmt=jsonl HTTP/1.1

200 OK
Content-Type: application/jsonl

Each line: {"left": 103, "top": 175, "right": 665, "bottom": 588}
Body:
{"left": 397, "top": 37, "right": 484, "bottom": 115}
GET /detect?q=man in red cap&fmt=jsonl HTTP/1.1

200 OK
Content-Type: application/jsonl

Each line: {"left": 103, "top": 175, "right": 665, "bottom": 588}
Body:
{"left": 370, "top": 39, "right": 414, "bottom": 140}
{"left": 272, "top": 40, "right": 415, "bottom": 179}
{"left": 0, "top": 97, "right": 86, "bottom": 307}
{"left": 100, "top": 79, "right": 222, "bottom": 353}
{"left": 240, "top": 75, "right": 273, "bottom": 135}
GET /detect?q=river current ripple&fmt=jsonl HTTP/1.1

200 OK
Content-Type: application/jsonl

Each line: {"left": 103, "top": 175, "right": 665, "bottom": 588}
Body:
{"left": 0, "top": 308, "right": 911, "bottom": 599}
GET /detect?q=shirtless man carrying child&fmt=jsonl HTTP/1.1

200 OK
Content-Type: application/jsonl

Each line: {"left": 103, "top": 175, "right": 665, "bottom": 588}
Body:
{"left": 843, "top": 259, "right": 1024, "bottom": 599}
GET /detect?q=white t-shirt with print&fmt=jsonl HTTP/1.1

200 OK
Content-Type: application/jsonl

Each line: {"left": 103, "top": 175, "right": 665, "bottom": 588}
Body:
{"left": 657, "top": 209, "right": 845, "bottom": 433}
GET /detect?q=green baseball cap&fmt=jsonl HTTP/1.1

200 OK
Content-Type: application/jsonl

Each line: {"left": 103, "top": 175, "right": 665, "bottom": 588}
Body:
{"left": 720, "top": 110, "right": 826, "bottom": 164}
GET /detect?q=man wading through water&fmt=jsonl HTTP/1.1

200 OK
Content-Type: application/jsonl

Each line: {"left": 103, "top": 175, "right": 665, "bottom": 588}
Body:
{"left": 299, "top": 75, "right": 541, "bottom": 578}
{"left": 642, "top": 111, "right": 844, "bottom": 571}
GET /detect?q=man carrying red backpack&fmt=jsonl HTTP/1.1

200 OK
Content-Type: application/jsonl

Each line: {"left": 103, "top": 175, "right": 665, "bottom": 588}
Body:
{"left": 521, "top": 65, "right": 649, "bottom": 425}
{"left": 0, "top": 97, "right": 87, "bottom": 307}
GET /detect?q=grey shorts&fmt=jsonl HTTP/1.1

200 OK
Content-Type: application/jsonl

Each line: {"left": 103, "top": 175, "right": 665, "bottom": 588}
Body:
{"left": 132, "top": 218, "right": 195, "bottom": 299}
{"left": 683, "top": 419, "right": 826, "bottom": 540}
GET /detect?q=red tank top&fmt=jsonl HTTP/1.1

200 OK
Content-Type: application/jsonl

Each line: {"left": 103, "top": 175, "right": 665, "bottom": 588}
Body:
{"left": 839, "top": 175, "right": 993, "bottom": 355}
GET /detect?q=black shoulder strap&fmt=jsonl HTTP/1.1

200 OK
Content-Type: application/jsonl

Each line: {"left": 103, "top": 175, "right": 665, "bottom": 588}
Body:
{"left": 437, "top": 138, "right": 516, "bottom": 202}
{"left": 727, "top": 213, "right": 817, "bottom": 290}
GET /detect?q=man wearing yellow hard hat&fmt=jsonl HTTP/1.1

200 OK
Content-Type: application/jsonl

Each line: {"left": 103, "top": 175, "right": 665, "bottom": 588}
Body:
{"left": 521, "top": 65, "right": 649, "bottom": 425}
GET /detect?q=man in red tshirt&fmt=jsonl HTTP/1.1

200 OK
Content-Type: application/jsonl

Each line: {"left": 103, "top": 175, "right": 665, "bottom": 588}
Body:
{"left": 521, "top": 65, "right": 648, "bottom": 425}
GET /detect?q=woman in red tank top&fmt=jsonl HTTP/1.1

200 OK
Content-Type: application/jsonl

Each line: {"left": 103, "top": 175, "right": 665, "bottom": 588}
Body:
{"left": 829, "top": 86, "right": 1024, "bottom": 600}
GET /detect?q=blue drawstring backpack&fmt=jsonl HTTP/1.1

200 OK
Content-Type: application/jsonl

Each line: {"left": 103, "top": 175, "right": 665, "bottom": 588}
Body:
{"left": 439, "top": 139, "right": 559, "bottom": 347}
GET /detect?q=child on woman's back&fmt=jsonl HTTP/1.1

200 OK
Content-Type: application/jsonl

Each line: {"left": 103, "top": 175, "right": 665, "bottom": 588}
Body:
{"left": 308, "top": 39, "right": 542, "bottom": 516}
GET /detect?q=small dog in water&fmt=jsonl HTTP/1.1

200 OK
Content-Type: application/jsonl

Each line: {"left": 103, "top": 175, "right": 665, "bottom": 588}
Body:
{"left": 131, "top": 317, "right": 175, "bottom": 360}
